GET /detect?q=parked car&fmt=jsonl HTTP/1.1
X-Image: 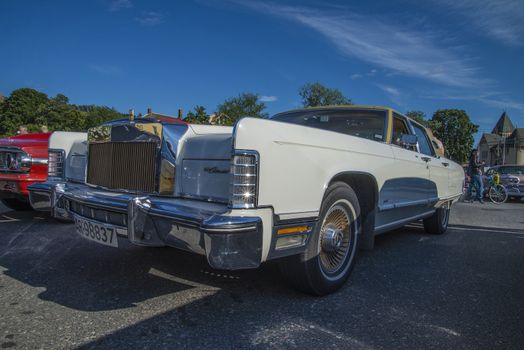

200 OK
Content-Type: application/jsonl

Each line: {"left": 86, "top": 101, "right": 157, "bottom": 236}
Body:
{"left": 485, "top": 165, "right": 524, "bottom": 198}
{"left": 0, "top": 133, "right": 50, "bottom": 210}
{"left": 28, "top": 131, "right": 87, "bottom": 219}
{"left": 30, "top": 106, "right": 463, "bottom": 295}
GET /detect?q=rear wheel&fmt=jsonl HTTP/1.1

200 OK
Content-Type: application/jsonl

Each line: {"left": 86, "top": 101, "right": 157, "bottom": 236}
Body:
{"left": 489, "top": 184, "right": 508, "bottom": 204}
{"left": 1, "top": 198, "right": 32, "bottom": 211}
{"left": 423, "top": 206, "right": 450, "bottom": 235}
{"left": 279, "top": 182, "right": 360, "bottom": 296}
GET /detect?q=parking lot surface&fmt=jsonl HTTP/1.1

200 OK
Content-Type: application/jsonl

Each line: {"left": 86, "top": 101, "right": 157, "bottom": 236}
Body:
{"left": 0, "top": 200, "right": 523, "bottom": 349}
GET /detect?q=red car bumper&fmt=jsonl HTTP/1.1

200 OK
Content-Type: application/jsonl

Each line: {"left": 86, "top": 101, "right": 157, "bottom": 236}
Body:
{"left": 0, "top": 172, "right": 47, "bottom": 200}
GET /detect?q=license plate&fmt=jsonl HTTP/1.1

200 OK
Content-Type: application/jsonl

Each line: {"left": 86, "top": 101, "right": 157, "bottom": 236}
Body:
{"left": 74, "top": 216, "right": 125, "bottom": 247}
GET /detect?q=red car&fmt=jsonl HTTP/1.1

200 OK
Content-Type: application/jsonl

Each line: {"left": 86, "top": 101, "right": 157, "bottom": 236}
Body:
{"left": 0, "top": 133, "right": 50, "bottom": 210}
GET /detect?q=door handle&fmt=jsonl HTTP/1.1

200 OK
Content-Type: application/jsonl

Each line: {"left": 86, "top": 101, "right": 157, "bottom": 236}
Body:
{"left": 421, "top": 156, "right": 431, "bottom": 162}
{"left": 442, "top": 162, "right": 449, "bottom": 167}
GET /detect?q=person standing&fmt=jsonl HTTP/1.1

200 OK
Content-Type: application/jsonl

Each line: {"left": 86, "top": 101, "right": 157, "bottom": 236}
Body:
{"left": 467, "top": 149, "right": 484, "bottom": 203}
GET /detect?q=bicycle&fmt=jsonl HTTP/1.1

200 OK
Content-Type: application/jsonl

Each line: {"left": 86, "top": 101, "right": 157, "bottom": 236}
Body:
{"left": 486, "top": 172, "right": 508, "bottom": 204}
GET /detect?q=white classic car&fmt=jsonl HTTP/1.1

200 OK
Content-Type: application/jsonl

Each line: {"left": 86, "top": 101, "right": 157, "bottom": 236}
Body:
{"left": 28, "top": 106, "right": 463, "bottom": 295}
{"left": 29, "top": 131, "right": 87, "bottom": 219}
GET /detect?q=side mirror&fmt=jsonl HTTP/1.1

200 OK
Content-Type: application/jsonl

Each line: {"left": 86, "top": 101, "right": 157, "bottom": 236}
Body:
{"left": 400, "top": 134, "right": 418, "bottom": 147}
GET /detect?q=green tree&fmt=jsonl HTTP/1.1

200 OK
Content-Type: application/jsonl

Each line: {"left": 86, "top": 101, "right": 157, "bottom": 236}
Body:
{"left": 185, "top": 105, "right": 210, "bottom": 124}
{"left": 428, "top": 109, "right": 478, "bottom": 163}
{"left": 0, "top": 88, "right": 49, "bottom": 135}
{"left": 299, "top": 82, "right": 352, "bottom": 107}
{"left": 0, "top": 88, "right": 125, "bottom": 136}
{"left": 405, "top": 110, "right": 427, "bottom": 126}
{"left": 75, "top": 105, "right": 125, "bottom": 129}
{"left": 216, "top": 93, "right": 268, "bottom": 126}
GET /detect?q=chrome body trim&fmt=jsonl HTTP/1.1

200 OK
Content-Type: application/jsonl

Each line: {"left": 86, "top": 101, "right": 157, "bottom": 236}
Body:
{"left": 31, "top": 158, "right": 48, "bottom": 165}
{"left": 378, "top": 197, "right": 439, "bottom": 212}
{"left": 374, "top": 210, "right": 435, "bottom": 235}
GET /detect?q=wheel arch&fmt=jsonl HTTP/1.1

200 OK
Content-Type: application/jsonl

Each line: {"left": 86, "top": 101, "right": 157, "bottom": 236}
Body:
{"left": 325, "top": 172, "right": 379, "bottom": 249}
{"left": 326, "top": 172, "right": 379, "bottom": 214}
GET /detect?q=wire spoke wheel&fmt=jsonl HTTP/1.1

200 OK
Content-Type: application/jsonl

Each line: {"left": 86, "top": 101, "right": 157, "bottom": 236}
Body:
{"left": 319, "top": 202, "right": 353, "bottom": 276}
{"left": 489, "top": 184, "right": 508, "bottom": 204}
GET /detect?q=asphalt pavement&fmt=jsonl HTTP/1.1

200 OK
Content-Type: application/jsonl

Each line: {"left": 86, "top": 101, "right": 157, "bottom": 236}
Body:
{"left": 0, "top": 199, "right": 523, "bottom": 349}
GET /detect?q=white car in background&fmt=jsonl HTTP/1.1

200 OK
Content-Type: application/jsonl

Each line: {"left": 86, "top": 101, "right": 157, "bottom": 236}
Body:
{"left": 29, "top": 131, "right": 87, "bottom": 220}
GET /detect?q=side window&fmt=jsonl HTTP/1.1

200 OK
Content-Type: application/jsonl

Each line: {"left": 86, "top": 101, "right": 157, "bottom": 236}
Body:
{"left": 336, "top": 115, "right": 385, "bottom": 141}
{"left": 412, "top": 124, "right": 436, "bottom": 156}
{"left": 392, "top": 114, "right": 416, "bottom": 151}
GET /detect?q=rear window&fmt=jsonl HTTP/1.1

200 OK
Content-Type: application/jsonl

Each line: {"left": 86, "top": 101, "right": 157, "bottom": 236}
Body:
{"left": 271, "top": 109, "right": 386, "bottom": 142}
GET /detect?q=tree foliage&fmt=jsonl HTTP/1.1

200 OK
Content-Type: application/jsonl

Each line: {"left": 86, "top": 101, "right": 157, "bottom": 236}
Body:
{"left": 216, "top": 93, "right": 268, "bottom": 126}
{"left": 299, "top": 82, "right": 352, "bottom": 107}
{"left": 185, "top": 105, "right": 209, "bottom": 124}
{"left": 428, "top": 109, "right": 478, "bottom": 163}
{"left": 0, "top": 88, "right": 124, "bottom": 136}
{"left": 405, "top": 110, "right": 427, "bottom": 126}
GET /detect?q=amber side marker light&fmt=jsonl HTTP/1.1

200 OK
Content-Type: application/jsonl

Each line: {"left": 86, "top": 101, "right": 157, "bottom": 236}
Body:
{"left": 277, "top": 226, "right": 310, "bottom": 235}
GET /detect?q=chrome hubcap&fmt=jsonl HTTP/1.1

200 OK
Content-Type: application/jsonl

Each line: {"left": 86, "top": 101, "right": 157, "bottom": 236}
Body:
{"left": 321, "top": 227, "right": 344, "bottom": 252}
{"left": 319, "top": 203, "right": 352, "bottom": 275}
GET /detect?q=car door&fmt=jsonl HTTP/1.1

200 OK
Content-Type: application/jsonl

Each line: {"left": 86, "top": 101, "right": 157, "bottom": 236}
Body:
{"left": 376, "top": 114, "right": 431, "bottom": 228}
{"left": 410, "top": 122, "right": 448, "bottom": 202}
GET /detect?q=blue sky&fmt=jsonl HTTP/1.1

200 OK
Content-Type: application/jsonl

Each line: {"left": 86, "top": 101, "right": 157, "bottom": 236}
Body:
{"left": 1, "top": 0, "right": 523, "bottom": 142}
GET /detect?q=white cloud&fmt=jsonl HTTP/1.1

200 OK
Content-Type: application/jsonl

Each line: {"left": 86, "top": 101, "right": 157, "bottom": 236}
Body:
{"left": 259, "top": 95, "right": 278, "bottom": 102}
{"left": 423, "top": 91, "right": 524, "bottom": 113}
{"left": 432, "top": 0, "right": 524, "bottom": 46}
{"left": 109, "top": 0, "right": 132, "bottom": 12}
{"left": 376, "top": 84, "right": 408, "bottom": 108}
{"left": 350, "top": 73, "right": 362, "bottom": 80}
{"left": 136, "top": 12, "right": 165, "bottom": 26}
{"left": 238, "top": 1, "right": 485, "bottom": 88}
{"left": 88, "top": 64, "right": 121, "bottom": 75}
{"left": 376, "top": 84, "right": 400, "bottom": 97}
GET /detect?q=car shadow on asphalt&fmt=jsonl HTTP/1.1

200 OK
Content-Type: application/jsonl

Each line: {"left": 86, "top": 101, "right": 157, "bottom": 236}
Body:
{"left": 0, "top": 208, "right": 437, "bottom": 311}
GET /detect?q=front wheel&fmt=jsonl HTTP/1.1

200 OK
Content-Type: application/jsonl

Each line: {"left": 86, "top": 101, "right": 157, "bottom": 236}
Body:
{"left": 279, "top": 182, "right": 360, "bottom": 296}
{"left": 489, "top": 184, "right": 508, "bottom": 204}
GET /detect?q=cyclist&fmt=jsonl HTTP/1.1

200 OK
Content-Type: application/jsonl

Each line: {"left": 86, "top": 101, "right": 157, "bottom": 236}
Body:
{"left": 466, "top": 149, "right": 485, "bottom": 203}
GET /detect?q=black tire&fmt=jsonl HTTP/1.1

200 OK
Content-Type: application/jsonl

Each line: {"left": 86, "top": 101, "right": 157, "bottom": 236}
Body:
{"left": 423, "top": 206, "right": 450, "bottom": 235}
{"left": 1, "top": 198, "right": 32, "bottom": 211}
{"left": 488, "top": 184, "right": 508, "bottom": 204}
{"left": 280, "top": 182, "right": 360, "bottom": 296}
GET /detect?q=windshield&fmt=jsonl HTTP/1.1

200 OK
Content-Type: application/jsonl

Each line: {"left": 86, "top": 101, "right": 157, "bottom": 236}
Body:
{"left": 498, "top": 166, "right": 524, "bottom": 175}
{"left": 271, "top": 109, "right": 387, "bottom": 142}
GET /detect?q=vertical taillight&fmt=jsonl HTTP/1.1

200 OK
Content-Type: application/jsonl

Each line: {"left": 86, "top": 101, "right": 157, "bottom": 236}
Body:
{"left": 48, "top": 149, "right": 65, "bottom": 178}
{"left": 230, "top": 151, "right": 258, "bottom": 208}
